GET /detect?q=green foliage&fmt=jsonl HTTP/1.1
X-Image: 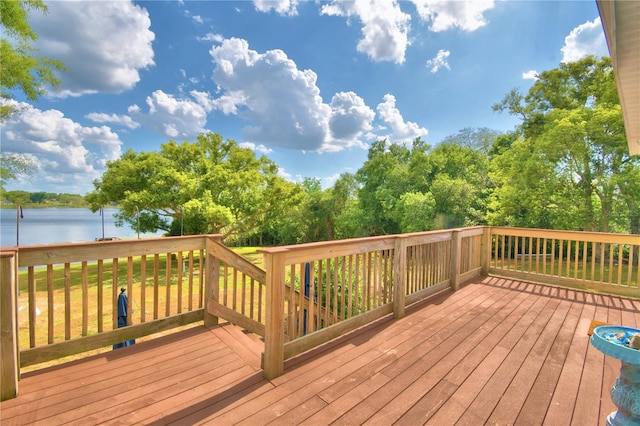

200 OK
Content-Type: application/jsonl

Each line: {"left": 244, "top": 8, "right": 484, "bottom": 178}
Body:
{"left": 87, "top": 132, "right": 304, "bottom": 242}
{"left": 1, "top": 0, "right": 66, "bottom": 118}
{"left": 395, "top": 192, "right": 436, "bottom": 233}
{"left": 0, "top": 153, "right": 35, "bottom": 194}
{"left": 490, "top": 55, "right": 639, "bottom": 234}
{"left": 355, "top": 136, "right": 492, "bottom": 236}
{"left": 1, "top": 190, "right": 88, "bottom": 207}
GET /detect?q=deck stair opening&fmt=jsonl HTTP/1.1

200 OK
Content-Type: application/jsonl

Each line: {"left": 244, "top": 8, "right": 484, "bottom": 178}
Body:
{"left": 208, "top": 322, "right": 264, "bottom": 371}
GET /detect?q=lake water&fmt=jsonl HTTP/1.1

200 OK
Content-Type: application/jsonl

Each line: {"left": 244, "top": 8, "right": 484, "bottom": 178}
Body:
{"left": 0, "top": 207, "right": 163, "bottom": 247}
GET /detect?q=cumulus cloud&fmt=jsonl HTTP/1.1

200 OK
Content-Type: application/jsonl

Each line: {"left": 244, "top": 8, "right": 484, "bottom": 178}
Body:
{"left": 239, "top": 141, "right": 273, "bottom": 155}
{"left": 208, "top": 37, "right": 374, "bottom": 152}
{"left": 329, "top": 92, "right": 375, "bottom": 143}
{"left": 253, "top": 0, "right": 299, "bottom": 16}
{"left": 30, "top": 1, "right": 155, "bottom": 97}
{"left": 86, "top": 113, "right": 140, "bottom": 129}
{"left": 321, "top": 0, "right": 411, "bottom": 63}
{"left": 522, "top": 70, "right": 538, "bottom": 80}
{"left": 376, "top": 94, "right": 428, "bottom": 141}
{"left": 128, "top": 90, "right": 208, "bottom": 139}
{"left": 561, "top": 17, "right": 608, "bottom": 63}
{"left": 426, "top": 49, "right": 451, "bottom": 73}
{"left": 411, "top": 0, "right": 495, "bottom": 32}
{"left": 0, "top": 101, "right": 123, "bottom": 192}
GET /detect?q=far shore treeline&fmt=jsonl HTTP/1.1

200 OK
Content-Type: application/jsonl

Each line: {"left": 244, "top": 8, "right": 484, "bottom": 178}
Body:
{"left": 1, "top": 192, "right": 89, "bottom": 208}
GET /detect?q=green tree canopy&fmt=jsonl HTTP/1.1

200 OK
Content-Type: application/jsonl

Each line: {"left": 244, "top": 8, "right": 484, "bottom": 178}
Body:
{"left": 490, "top": 56, "right": 639, "bottom": 234}
{"left": 354, "top": 135, "right": 492, "bottom": 236}
{"left": 1, "top": 0, "right": 65, "bottom": 117}
{"left": 0, "top": 153, "right": 35, "bottom": 195}
{"left": 86, "top": 132, "right": 304, "bottom": 242}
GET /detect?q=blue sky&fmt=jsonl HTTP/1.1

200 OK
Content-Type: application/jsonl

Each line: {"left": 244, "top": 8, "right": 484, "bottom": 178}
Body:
{"left": 1, "top": 0, "right": 608, "bottom": 195}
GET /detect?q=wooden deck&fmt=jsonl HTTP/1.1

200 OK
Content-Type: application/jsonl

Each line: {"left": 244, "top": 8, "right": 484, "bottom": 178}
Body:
{"left": 2, "top": 276, "right": 638, "bottom": 425}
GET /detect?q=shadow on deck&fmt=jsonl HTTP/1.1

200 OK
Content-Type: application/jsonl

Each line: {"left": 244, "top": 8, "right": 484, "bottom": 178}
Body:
{"left": 2, "top": 276, "right": 638, "bottom": 425}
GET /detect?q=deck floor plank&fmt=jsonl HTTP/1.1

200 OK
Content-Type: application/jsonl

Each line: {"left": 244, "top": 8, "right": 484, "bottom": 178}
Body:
{"left": 424, "top": 284, "right": 538, "bottom": 425}
{"left": 1, "top": 276, "right": 636, "bottom": 426}
{"left": 454, "top": 296, "right": 560, "bottom": 425}
{"left": 514, "top": 301, "right": 584, "bottom": 425}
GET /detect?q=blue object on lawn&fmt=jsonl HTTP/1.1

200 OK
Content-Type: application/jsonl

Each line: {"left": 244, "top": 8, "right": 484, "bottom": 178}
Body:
{"left": 113, "top": 288, "right": 136, "bottom": 349}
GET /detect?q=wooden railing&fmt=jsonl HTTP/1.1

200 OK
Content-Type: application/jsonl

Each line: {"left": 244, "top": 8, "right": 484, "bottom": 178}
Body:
{"left": 260, "top": 227, "right": 485, "bottom": 378}
{"left": 2, "top": 226, "right": 636, "bottom": 396}
{"left": 0, "top": 234, "right": 269, "bottom": 400}
{"left": 489, "top": 227, "right": 639, "bottom": 297}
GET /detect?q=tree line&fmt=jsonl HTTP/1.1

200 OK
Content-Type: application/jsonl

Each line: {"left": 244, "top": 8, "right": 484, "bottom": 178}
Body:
{"left": 85, "top": 56, "right": 639, "bottom": 246}
{"left": 1, "top": 190, "right": 89, "bottom": 207}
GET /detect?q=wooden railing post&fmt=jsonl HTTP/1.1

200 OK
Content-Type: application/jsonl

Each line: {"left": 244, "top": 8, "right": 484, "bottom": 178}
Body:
{"left": 263, "top": 248, "right": 286, "bottom": 380}
{"left": 481, "top": 226, "right": 491, "bottom": 276}
{"left": 1, "top": 251, "right": 19, "bottom": 401}
{"left": 204, "top": 238, "right": 219, "bottom": 327}
{"left": 393, "top": 236, "right": 406, "bottom": 319}
{"left": 450, "top": 230, "right": 462, "bottom": 291}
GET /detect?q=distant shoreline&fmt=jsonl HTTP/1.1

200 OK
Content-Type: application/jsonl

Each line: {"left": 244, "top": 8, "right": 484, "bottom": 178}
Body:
{"left": 0, "top": 204, "right": 104, "bottom": 209}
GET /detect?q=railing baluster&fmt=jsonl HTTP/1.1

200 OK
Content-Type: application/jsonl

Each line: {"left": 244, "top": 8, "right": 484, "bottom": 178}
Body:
{"left": 112, "top": 258, "right": 118, "bottom": 330}
{"left": 198, "top": 249, "right": 204, "bottom": 309}
{"left": 177, "top": 252, "right": 183, "bottom": 314}
{"left": 47, "top": 264, "right": 54, "bottom": 344}
{"left": 64, "top": 263, "right": 71, "bottom": 340}
{"left": 165, "top": 253, "right": 171, "bottom": 317}
{"left": 28, "top": 267, "right": 36, "bottom": 348}
{"left": 82, "top": 261, "right": 88, "bottom": 336}
{"left": 153, "top": 254, "right": 159, "bottom": 320}
{"left": 617, "top": 244, "right": 623, "bottom": 285}
{"left": 140, "top": 255, "right": 146, "bottom": 323}
{"left": 98, "top": 260, "right": 104, "bottom": 332}
{"left": 127, "top": 257, "right": 133, "bottom": 324}
{"left": 187, "top": 251, "right": 194, "bottom": 311}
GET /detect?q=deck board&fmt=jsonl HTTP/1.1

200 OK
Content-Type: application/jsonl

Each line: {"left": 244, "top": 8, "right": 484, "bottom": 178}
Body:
{"left": 1, "top": 276, "right": 637, "bottom": 426}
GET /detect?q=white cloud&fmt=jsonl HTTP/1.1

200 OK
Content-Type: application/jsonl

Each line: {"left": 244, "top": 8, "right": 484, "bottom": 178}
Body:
{"left": 522, "top": 70, "right": 538, "bottom": 80}
{"left": 376, "top": 94, "right": 428, "bottom": 141}
{"left": 198, "top": 33, "right": 225, "bottom": 43}
{"left": 30, "top": 1, "right": 155, "bottom": 97}
{"left": 322, "top": 173, "right": 342, "bottom": 189}
{"left": 321, "top": 0, "right": 411, "bottom": 64}
{"left": 0, "top": 101, "right": 122, "bottom": 192}
{"left": 129, "top": 90, "right": 208, "bottom": 139}
{"left": 426, "top": 49, "right": 451, "bottom": 73}
{"left": 561, "top": 17, "right": 608, "bottom": 63}
{"left": 328, "top": 92, "right": 375, "bottom": 145}
{"left": 86, "top": 113, "right": 140, "bottom": 129}
{"left": 239, "top": 142, "right": 273, "bottom": 155}
{"left": 411, "top": 0, "right": 494, "bottom": 32}
{"left": 253, "top": 0, "right": 298, "bottom": 16}
{"left": 208, "top": 37, "right": 374, "bottom": 152}
{"left": 277, "top": 166, "right": 294, "bottom": 182}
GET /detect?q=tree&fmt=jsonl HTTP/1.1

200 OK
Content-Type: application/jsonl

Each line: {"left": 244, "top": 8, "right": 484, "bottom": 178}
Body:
{"left": 490, "top": 56, "right": 640, "bottom": 234}
{"left": 356, "top": 140, "right": 413, "bottom": 236}
{"left": 1, "top": 0, "right": 65, "bottom": 118}
{"left": 0, "top": 153, "right": 35, "bottom": 195}
{"left": 394, "top": 191, "right": 436, "bottom": 233}
{"left": 440, "top": 127, "right": 502, "bottom": 153}
{"left": 86, "top": 132, "right": 304, "bottom": 242}
{"left": 29, "top": 191, "right": 45, "bottom": 203}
